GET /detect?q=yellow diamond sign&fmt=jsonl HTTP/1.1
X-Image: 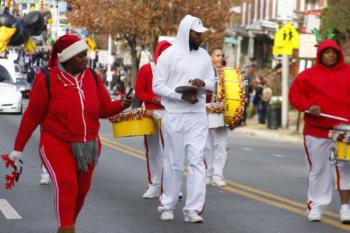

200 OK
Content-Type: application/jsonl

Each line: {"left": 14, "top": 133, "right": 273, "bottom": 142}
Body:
{"left": 273, "top": 22, "right": 300, "bottom": 55}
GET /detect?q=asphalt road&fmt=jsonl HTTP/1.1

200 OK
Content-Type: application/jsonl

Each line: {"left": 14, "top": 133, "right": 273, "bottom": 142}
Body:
{"left": 0, "top": 111, "right": 349, "bottom": 233}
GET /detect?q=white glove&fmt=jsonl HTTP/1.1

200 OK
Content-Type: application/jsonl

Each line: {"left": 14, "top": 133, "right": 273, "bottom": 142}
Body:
{"left": 9, "top": 151, "right": 22, "bottom": 162}
{"left": 153, "top": 110, "right": 164, "bottom": 120}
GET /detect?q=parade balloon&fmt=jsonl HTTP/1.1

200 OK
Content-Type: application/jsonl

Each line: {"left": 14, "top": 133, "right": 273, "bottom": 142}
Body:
{"left": 0, "top": 8, "right": 46, "bottom": 52}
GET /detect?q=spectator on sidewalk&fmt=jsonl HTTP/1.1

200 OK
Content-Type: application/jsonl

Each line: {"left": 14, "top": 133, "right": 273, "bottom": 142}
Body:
{"left": 253, "top": 77, "right": 271, "bottom": 124}
{"left": 289, "top": 39, "right": 350, "bottom": 223}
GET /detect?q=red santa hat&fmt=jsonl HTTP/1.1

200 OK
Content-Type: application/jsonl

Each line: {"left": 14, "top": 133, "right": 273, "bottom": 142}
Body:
{"left": 48, "top": 34, "right": 88, "bottom": 68}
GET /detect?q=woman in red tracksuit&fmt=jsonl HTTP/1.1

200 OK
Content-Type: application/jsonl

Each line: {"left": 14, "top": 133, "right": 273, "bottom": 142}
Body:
{"left": 9, "top": 35, "right": 130, "bottom": 233}
{"left": 135, "top": 40, "right": 171, "bottom": 198}
{"left": 289, "top": 39, "right": 350, "bottom": 223}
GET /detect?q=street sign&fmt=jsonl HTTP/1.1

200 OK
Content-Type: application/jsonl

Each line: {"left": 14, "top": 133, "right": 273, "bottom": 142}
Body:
{"left": 298, "top": 34, "right": 317, "bottom": 58}
{"left": 276, "top": 0, "right": 294, "bottom": 21}
{"left": 98, "top": 50, "right": 113, "bottom": 65}
{"left": 273, "top": 22, "right": 300, "bottom": 55}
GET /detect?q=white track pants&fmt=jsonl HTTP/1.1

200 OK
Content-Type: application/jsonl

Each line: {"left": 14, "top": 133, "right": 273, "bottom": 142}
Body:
{"left": 144, "top": 128, "right": 163, "bottom": 187}
{"left": 160, "top": 112, "right": 208, "bottom": 213}
{"left": 205, "top": 127, "right": 228, "bottom": 180}
{"left": 304, "top": 135, "right": 334, "bottom": 211}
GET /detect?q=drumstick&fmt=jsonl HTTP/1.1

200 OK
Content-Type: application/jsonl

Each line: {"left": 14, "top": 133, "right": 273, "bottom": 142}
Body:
{"left": 305, "top": 110, "right": 349, "bottom": 122}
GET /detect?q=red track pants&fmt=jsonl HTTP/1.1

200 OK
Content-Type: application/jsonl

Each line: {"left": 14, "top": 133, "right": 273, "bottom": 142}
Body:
{"left": 39, "top": 131, "right": 100, "bottom": 227}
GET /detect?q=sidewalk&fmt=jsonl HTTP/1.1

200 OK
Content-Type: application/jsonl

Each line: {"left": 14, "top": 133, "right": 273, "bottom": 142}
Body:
{"left": 233, "top": 117, "right": 304, "bottom": 144}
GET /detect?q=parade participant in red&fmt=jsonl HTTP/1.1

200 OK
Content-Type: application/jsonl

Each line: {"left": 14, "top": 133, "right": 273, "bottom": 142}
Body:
{"left": 9, "top": 35, "right": 131, "bottom": 233}
{"left": 289, "top": 39, "right": 350, "bottom": 223}
{"left": 135, "top": 40, "right": 171, "bottom": 199}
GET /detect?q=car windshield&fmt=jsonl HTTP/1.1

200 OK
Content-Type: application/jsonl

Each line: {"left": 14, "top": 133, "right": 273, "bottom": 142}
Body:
{"left": 0, "top": 64, "right": 14, "bottom": 83}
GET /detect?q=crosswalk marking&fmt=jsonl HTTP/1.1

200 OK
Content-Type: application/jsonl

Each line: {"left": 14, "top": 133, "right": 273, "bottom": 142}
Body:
{"left": 0, "top": 199, "right": 22, "bottom": 219}
{"left": 272, "top": 154, "right": 286, "bottom": 158}
{"left": 241, "top": 147, "right": 252, "bottom": 151}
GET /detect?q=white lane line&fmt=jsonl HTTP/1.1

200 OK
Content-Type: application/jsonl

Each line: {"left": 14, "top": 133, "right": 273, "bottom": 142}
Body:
{"left": 0, "top": 199, "right": 22, "bottom": 219}
{"left": 241, "top": 147, "right": 252, "bottom": 151}
{"left": 272, "top": 154, "right": 286, "bottom": 158}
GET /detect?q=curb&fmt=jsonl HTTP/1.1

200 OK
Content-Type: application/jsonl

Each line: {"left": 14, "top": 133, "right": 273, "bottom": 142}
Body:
{"left": 233, "top": 127, "right": 303, "bottom": 144}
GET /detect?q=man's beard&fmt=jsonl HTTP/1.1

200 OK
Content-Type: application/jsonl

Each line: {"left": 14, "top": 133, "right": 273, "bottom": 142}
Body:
{"left": 189, "top": 40, "right": 200, "bottom": 51}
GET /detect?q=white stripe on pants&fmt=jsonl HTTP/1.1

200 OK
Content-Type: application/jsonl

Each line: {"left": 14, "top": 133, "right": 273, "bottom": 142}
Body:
{"left": 160, "top": 112, "right": 208, "bottom": 213}
{"left": 144, "top": 129, "right": 162, "bottom": 187}
{"left": 205, "top": 127, "right": 228, "bottom": 180}
{"left": 335, "top": 161, "right": 350, "bottom": 190}
{"left": 304, "top": 135, "right": 334, "bottom": 210}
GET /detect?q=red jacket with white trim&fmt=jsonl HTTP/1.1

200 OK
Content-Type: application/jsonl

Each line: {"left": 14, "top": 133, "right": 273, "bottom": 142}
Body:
{"left": 14, "top": 66, "right": 124, "bottom": 151}
{"left": 289, "top": 39, "right": 350, "bottom": 138}
{"left": 135, "top": 40, "right": 171, "bottom": 110}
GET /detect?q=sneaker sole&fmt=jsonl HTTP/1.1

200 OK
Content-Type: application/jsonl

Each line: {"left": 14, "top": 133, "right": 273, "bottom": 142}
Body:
{"left": 142, "top": 195, "right": 159, "bottom": 199}
{"left": 308, "top": 218, "right": 321, "bottom": 222}
{"left": 160, "top": 217, "right": 174, "bottom": 221}
{"left": 341, "top": 220, "right": 350, "bottom": 224}
{"left": 184, "top": 217, "right": 203, "bottom": 223}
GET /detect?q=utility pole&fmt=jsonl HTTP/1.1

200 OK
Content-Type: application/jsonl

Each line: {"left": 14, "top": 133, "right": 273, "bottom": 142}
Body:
{"left": 281, "top": 54, "right": 289, "bottom": 129}
{"left": 107, "top": 34, "right": 113, "bottom": 90}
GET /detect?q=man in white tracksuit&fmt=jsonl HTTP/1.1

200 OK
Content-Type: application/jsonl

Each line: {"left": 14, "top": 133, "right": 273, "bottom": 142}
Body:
{"left": 153, "top": 15, "right": 215, "bottom": 223}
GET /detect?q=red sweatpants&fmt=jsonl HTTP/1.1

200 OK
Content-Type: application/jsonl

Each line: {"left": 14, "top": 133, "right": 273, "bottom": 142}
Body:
{"left": 39, "top": 131, "right": 100, "bottom": 227}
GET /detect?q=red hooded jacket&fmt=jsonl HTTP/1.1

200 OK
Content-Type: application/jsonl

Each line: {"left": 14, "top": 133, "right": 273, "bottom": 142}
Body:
{"left": 135, "top": 40, "right": 171, "bottom": 110}
{"left": 289, "top": 39, "right": 350, "bottom": 138}
{"left": 14, "top": 66, "right": 124, "bottom": 151}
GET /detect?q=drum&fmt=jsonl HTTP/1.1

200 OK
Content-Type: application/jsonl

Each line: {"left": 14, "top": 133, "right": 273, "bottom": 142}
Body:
{"left": 220, "top": 67, "right": 245, "bottom": 126}
{"left": 206, "top": 102, "right": 225, "bottom": 128}
{"left": 109, "top": 109, "right": 156, "bottom": 138}
{"left": 331, "top": 124, "right": 350, "bottom": 161}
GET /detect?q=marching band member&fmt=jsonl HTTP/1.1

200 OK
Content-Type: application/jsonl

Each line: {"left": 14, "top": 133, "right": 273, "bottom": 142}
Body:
{"left": 135, "top": 40, "right": 171, "bottom": 199}
{"left": 153, "top": 15, "right": 215, "bottom": 223}
{"left": 289, "top": 39, "right": 350, "bottom": 223}
{"left": 204, "top": 48, "right": 231, "bottom": 187}
{"left": 9, "top": 35, "right": 131, "bottom": 233}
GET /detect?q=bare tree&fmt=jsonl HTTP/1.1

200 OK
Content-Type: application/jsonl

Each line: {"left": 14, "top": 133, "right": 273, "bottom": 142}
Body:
{"left": 67, "top": 0, "right": 239, "bottom": 85}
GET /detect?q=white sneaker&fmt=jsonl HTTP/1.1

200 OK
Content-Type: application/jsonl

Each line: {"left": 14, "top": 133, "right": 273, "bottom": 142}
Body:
{"left": 340, "top": 205, "right": 350, "bottom": 224}
{"left": 184, "top": 211, "right": 203, "bottom": 223}
{"left": 39, "top": 173, "right": 51, "bottom": 185}
{"left": 157, "top": 204, "right": 165, "bottom": 213}
{"left": 142, "top": 186, "right": 160, "bottom": 199}
{"left": 160, "top": 210, "right": 174, "bottom": 221}
{"left": 206, "top": 177, "right": 212, "bottom": 186}
{"left": 307, "top": 207, "right": 322, "bottom": 222}
{"left": 211, "top": 179, "right": 227, "bottom": 187}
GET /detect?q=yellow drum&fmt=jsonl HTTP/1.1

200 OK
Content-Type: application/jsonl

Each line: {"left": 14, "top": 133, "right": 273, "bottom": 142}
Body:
{"left": 109, "top": 109, "right": 156, "bottom": 138}
{"left": 331, "top": 124, "right": 350, "bottom": 161}
{"left": 220, "top": 67, "right": 245, "bottom": 126}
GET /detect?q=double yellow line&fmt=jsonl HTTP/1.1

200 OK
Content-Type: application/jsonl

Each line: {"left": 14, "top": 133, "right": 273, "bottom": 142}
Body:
{"left": 100, "top": 136, "right": 350, "bottom": 231}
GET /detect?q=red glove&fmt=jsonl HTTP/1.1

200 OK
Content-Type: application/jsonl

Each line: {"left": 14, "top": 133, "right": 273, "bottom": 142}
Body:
{"left": 152, "top": 96, "right": 161, "bottom": 105}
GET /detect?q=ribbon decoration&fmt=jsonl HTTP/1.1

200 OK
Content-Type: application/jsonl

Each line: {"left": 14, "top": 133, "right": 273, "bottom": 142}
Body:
{"left": 1, "top": 153, "right": 23, "bottom": 190}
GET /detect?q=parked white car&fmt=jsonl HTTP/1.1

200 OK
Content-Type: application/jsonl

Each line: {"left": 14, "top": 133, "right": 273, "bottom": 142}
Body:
{"left": 0, "top": 82, "right": 23, "bottom": 114}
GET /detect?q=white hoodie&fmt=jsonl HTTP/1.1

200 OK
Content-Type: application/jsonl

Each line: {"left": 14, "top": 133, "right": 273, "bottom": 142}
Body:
{"left": 153, "top": 15, "right": 215, "bottom": 113}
